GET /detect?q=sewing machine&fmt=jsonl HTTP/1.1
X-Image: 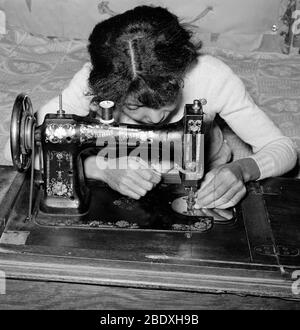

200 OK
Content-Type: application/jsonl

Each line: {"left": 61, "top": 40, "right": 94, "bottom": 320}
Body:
{"left": 10, "top": 93, "right": 228, "bottom": 230}
{"left": 1, "top": 93, "right": 300, "bottom": 303}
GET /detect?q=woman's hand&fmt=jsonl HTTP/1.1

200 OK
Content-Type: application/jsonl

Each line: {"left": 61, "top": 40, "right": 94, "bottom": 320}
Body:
{"left": 84, "top": 155, "right": 161, "bottom": 199}
{"left": 195, "top": 158, "right": 260, "bottom": 209}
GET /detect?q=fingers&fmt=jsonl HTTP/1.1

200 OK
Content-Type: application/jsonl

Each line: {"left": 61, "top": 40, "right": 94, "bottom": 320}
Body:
{"left": 196, "top": 169, "right": 220, "bottom": 199}
{"left": 199, "top": 182, "right": 242, "bottom": 209}
{"left": 128, "top": 172, "right": 154, "bottom": 191}
{"left": 114, "top": 157, "right": 161, "bottom": 199}
{"left": 208, "top": 208, "right": 234, "bottom": 220}
{"left": 198, "top": 170, "right": 216, "bottom": 190}
{"left": 196, "top": 166, "right": 246, "bottom": 209}
{"left": 200, "top": 208, "right": 231, "bottom": 221}
{"left": 128, "top": 157, "right": 162, "bottom": 184}
{"left": 194, "top": 204, "right": 234, "bottom": 220}
{"left": 138, "top": 169, "right": 162, "bottom": 184}
{"left": 99, "top": 156, "right": 164, "bottom": 199}
{"left": 208, "top": 186, "right": 247, "bottom": 209}
{"left": 196, "top": 173, "right": 226, "bottom": 207}
{"left": 118, "top": 177, "right": 149, "bottom": 199}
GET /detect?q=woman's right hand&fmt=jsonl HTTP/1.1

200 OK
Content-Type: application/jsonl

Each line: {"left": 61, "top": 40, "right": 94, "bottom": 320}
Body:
{"left": 84, "top": 155, "right": 161, "bottom": 199}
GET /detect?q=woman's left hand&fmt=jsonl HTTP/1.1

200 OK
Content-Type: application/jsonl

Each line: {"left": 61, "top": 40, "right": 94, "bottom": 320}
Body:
{"left": 195, "top": 162, "right": 247, "bottom": 209}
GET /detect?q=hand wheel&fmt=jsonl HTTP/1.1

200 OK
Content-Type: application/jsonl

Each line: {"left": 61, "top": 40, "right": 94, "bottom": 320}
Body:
{"left": 10, "top": 94, "right": 36, "bottom": 172}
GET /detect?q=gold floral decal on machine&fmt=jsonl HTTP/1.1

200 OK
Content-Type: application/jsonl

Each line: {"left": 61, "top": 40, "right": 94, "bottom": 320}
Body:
{"left": 46, "top": 151, "right": 73, "bottom": 198}
{"left": 45, "top": 124, "right": 76, "bottom": 144}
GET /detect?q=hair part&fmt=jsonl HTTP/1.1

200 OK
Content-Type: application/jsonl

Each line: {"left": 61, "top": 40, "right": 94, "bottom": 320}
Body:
{"left": 88, "top": 5, "right": 201, "bottom": 109}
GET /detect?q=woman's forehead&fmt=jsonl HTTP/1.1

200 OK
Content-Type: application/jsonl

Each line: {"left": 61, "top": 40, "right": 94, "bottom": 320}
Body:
{"left": 124, "top": 102, "right": 177, "bottom": 112}
{"left": 124, "top": 94, "right": 178, "bottom": 111}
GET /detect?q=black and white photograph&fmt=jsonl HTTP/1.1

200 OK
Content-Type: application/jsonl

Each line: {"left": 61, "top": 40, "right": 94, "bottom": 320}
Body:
{"left": 0, "top": 0, "right": 300, "bottom": 312}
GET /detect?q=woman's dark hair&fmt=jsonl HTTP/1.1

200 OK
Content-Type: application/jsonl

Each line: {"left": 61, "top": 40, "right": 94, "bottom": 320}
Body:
{"left": 88, "top": 5, "right": 201, "bottom": 109}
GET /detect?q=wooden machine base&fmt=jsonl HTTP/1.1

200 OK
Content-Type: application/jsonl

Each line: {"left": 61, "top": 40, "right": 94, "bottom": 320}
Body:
{"left": 0, "top": 166, "right": 300, "bottom": 302}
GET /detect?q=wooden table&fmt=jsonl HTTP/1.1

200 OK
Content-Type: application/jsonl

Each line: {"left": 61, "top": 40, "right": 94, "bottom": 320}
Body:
{"left": 0, "top": 165, "right": 300, "bottom": 310}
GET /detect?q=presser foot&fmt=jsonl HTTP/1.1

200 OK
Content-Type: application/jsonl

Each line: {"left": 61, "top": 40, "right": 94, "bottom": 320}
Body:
{"left": 171, "top": 195, "right": 235, "bottom": 224}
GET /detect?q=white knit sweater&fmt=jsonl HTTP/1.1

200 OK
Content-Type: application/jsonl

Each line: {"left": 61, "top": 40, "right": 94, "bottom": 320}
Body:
{"left": 33, "top": 55, "right": 297, "bottom": 180}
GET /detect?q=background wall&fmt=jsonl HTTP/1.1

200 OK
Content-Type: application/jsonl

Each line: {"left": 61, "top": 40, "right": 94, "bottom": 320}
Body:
{"left": 1, "top": 0, "right": 290, "bottom": 52}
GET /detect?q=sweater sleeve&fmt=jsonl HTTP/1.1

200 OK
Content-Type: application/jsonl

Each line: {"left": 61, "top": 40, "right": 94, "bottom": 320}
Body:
{"left": 210, "top": 58, "right": 297, "bottom": 179}
{"left": 37, "top": 62, "right": 93, "bottom": 125}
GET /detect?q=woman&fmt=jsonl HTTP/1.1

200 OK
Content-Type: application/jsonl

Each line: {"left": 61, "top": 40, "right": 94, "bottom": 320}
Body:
{"left": 35, "top": 6, "right": 297, "bottom": 209}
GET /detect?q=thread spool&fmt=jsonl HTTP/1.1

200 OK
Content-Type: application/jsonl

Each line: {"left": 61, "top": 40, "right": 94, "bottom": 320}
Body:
{"left": 99, "top": 100, "right": 115, "bottom": 124}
